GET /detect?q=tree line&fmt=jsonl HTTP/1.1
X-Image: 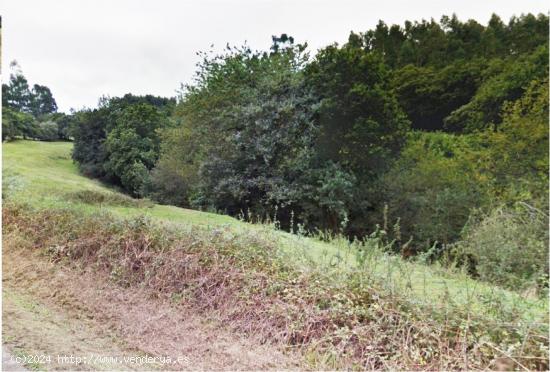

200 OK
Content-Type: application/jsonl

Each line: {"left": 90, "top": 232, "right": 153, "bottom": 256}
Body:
{"left": 1, "top": 61, "right": 76, "bottom": 141}
{"left": 4, "top": 13, "right": 548, "bottom": 290}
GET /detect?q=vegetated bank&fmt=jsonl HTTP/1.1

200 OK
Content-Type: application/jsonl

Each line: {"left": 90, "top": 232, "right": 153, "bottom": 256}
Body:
{"left": 3, "top": 141, "right": 548, "bottom": 370}
{"left": 5, "top": 13, "right": 544, "bottom": 293}
{"left": 2, "top": 11, "right": 548, "bottom": 369}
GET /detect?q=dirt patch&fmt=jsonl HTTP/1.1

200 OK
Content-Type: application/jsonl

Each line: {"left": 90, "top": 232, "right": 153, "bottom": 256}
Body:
{"left": 3, "top": 286, "right": 148, "bottom": 371}
{"left": 3, "top": 242, "right": 299, "bottom": 370}
{"left": 2, "top": 346, "right": 29, "bottom": 371}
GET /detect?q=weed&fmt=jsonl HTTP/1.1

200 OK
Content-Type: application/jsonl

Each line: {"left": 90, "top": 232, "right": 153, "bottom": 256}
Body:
{"left": 11, "top": 348, "right": 43, "bottom": 371}
{"left": 66, "top": 190, "right": 154, "bottom": 208}
{"left": 453, "top": 204, "right": 549, "bottom": 292}
{"left": 4, "top": 201, "right": 548, "bottom": 370}
{"left": 2, "top": 169, "right": 25, "bottom": 199}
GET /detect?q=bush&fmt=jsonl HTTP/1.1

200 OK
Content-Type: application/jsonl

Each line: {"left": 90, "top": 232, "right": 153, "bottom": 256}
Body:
{"left": 2, "top": 106, "right": 36, "bottom": 141}
{"left": 35, "top": 120, "right": 60, "bottom": 141}
{"left": 377, "top": 131, "right": 489, "bottom": 251}
{"left": 444, "top": 45, "right": 549, "bottom": 132}
{"left": 67, "top": 190, "right": 153, "bottom": 208}
{"left": 71, "top": 95, "right": 174, "bottom": 194}
{"left": 454, "top": 204, "right": 549, "bottom": 292}
{"left": 4, "top": 201, "right": 548, "bottom": 370}
{"left": 103, "top": 103, "right": 166, "bottom": 197}
{"left": 483, "top": 77, "right": 549, "bottom": 207}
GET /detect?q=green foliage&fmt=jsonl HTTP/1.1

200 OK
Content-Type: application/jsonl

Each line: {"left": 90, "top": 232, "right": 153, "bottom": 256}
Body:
{"left": 299, "top": 162, "right": 357, "bottom": 233}
{"left": 71, "top": 94, "right": 174, "bottom": 193}
{"left": 484, "top": 77, "right": 549, "bottom": 205}
{"left": 154, "top": 36, "right": 409, "bottom": 233}
{"left": 71, "top": 108, "right": 109, "bottom": 178}
{"left": 454, "top": 204, "right": 549, "bottom": 291}
{"left": 444, "top": 45, "right": 549, "bottom": 132}
{"left": 2, "top": 106, "right": 35, "bottom": 141}
{"left": 305, "top": 39, "right": 409, "bottom": 179}
{"left": 104, "top": 103, "right": 166, "bottom": 196}
{"left": 156, "top": 40, "right": 319, "bottom": 222}
{"left": 2, "top": 62, "right": 33, "bottom": 113}
{"left": 378, "top": 132, "right": 489, "bottom": 250}
{"left": 382, "top": 14, "right": 548, "bottom": 133}
{"left": 34, "top": 121, "right": 59, "bottom": 141}
{"left": 52, "top": 112, "right": 77, "bottom": 140}
{"left": 29, "top": 84, "right": 57, "bottom": 116}
{"left": 66, "top": 13, "right": 549, "bottom": 291}
{"left": 2, "top": 61, "right": 60, "bottom": 141}
{"left": 146, "top": 125, "right": 200, "bottom": 207}
{"left": 361, "top": 13, "right": 548, "bottom": 68}
{"left": 379, "top": 76, "right": 549, "bottom": 260}
{"left": 2, "top": 61, "right": 57, "bottom": 116}
{"left": 393, "top": 59, "right": 486, "bottom": 130}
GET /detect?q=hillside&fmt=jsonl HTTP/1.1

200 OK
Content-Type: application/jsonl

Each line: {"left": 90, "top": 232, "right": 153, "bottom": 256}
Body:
{"left": 3, "top": 140, "right": 548, "bottom": 370}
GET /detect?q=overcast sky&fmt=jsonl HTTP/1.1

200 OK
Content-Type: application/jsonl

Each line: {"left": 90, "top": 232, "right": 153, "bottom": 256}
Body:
{"left": 2, "top": 0, "right": 548, "bottom": 112}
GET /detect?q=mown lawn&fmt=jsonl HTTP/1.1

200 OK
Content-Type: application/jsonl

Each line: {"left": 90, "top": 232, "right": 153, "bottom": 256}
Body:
{"left": 3, "top": 140, "right": 548, "bottom": 324}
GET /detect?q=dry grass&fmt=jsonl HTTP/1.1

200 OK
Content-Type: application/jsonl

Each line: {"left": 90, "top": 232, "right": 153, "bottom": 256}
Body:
{"left": 4, "top": 201, "right": 548, "bottom": 370}
{"left": 3, "top": 222, "right": 298, "bottom": 370}
{"left": 66, "top": 190, "right": 154, "bottom": 208}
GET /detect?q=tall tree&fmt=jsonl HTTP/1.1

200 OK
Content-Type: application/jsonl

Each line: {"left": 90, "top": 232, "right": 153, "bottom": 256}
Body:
{"left": 104, "top": 103, "right": 167, "bottom": 196}
{"left": 2, "top": 61, "right": 32, "bottom": 113}
{"left": 305, "top": 39, "right": 409, "bottom": 180}
{"left": 157, "top": 39, "right": 319, "bottom": 224}
{"left": 72, "top": 94, "right": 174, "bottom": 191}
{"left": 30, "top": 84, "right": 57, "bottom": 116}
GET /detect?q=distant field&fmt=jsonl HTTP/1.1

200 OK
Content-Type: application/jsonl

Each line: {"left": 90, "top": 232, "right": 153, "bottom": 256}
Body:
{"left": 3, "top": 140, "right": 548, "bottom": 323}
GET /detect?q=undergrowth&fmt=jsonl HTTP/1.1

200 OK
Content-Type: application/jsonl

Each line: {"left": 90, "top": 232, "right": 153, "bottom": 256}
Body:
{"left": 453, "top": 204, "right": 549, "bottom": 293}
{"left": 66, "top": 190, "right": 154, "bottom": 208}
{"left": 3, "top": 201, "right": 548, "bottom": 370}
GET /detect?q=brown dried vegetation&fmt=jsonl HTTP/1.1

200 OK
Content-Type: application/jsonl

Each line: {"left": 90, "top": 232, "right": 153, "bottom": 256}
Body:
{"left": 66, "top": 190, "right": 154, "bottom": 208}
{"left": 4, "top": 202, "right": 548, "bottom": 370}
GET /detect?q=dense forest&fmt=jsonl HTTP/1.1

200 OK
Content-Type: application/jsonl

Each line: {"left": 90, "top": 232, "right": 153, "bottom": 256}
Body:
{"left": 3, "top": 13, "right": 548, "bottom": 291}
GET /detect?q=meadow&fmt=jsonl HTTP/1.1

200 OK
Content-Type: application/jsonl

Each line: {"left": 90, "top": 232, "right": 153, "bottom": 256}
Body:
{"left": 3, "top": 140, "right": 548, "bottom": 369}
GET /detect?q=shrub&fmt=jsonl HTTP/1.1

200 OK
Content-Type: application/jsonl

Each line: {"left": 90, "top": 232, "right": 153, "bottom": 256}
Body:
{"left": 35, "top": 120, "right": 60, "bottom": 141}
{"left": 2, "top": 106, "right": 36, "bottom": 141}
{"left": 454, "top": 204, "right": 549, "bottom": 292}
{"left": 444, "top": 45, "right": 549, "bottom": 132}
{"left": 71, "top": 95, "right": 174, "bottom": 193}
{"left": 103, "top": 103, "right": 166, "bottom": 196}
{"left": 377, "top": 131, "right": 489, "bottom": 252}
{"left": 146, "top": 151, "right": 195, "bottom": 207}
{"left": 4, "top": 201, "right": 548, "bottom": 370}
{"left": 2, "top": 170, "right": 24, "bottom": 199}
{"left": 483, "top": 77, "right": 549, "bottom": 207}
{"left": 67, "top": 190, "right": 153, "bottom": 208}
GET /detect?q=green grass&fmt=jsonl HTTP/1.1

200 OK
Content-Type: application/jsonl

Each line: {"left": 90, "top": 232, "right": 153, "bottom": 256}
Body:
{"left": 3, "top": 140, "right": 548, "bottom": 324}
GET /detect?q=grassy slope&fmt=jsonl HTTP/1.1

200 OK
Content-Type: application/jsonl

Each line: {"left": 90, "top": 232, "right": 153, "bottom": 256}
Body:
{"left": 3, "top": 140, "right": 547, "bottom": 324}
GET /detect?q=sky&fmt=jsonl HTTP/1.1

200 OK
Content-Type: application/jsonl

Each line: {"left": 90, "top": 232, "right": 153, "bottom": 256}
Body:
{"left": 2, "top": 0, "right": 548, "bottom": 112}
